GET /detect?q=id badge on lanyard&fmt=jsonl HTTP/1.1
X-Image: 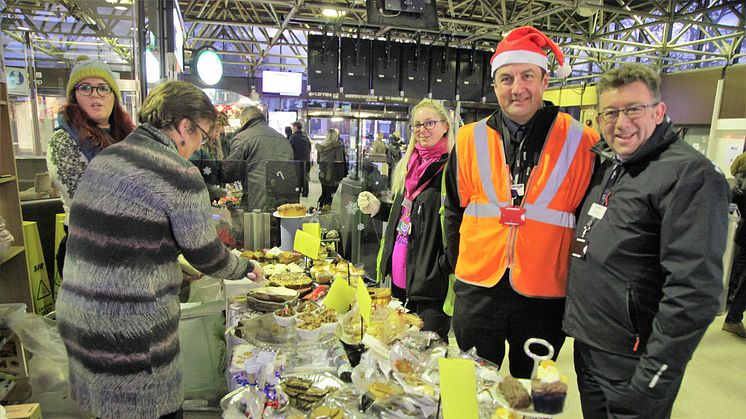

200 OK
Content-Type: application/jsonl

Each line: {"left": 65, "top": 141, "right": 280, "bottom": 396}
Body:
{"left": 571, "top": 203, "right": 608, "bottom": 259}
{"left": 397, "top": 198, "right": 413, "bottom": 236}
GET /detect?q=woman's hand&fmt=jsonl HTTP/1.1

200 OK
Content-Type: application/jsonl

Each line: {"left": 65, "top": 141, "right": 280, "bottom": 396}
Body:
{"left": 182, "top": 272, "right": 204, "bottom": 282}
{"left": 357, "top": 191, "right": 381, "bottom": 216}
{"left": 246, "top": 260, "right": 264, "bottom": 282}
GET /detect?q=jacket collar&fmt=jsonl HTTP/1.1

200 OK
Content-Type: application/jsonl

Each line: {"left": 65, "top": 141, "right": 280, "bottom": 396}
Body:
{"left": 591, "top": 117, "right": 678, "bottom": 166}
{"left": 131, "top": 123, "right": 179, "bottom": 153}
{"left": 236, "top": 116, "right": 264, "bottom": 134}
{"left": 486, "top": 101, "right": 560, "bottom": 152}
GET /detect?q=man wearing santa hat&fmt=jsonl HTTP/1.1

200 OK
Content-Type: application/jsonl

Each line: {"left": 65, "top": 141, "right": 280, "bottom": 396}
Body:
{"left": 442, "top": 26, "right": 599, "bottom": 378}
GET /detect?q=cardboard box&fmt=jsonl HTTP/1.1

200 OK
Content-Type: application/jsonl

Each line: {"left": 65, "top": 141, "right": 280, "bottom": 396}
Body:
{"left": 4, "top": 403, "right": 42, "bottom": 419}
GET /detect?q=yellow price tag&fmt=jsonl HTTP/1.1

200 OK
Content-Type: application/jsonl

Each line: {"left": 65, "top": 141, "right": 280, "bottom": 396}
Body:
{"left": 322, "top": 277, "right": 356, "bottom": 314}
{"left": 302, "top": 223, "right": 322, "bottom": 238}
{"left": 438, "top": 358, "right": 479, "bottom": 419}
{"left": 293, "top": 229, "right": 321, "bottom": 259}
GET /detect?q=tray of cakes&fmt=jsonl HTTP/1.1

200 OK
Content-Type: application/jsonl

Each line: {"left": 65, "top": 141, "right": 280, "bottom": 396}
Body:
{"left": 245, "top": 286, "right": 299, "bottom": 312}
{"left": 235, "top": 302, "right": 338, "bottom": 350}
{"left": 274, "top": 203, "right": 310, "bottom": 218}
{"left": 221, "top": 372, "right": 350, "bottom": 418}
{"left": 349, "top": 330, "right": 512, "bottom": 418}
{"left": 491, "top": 361, "right": 567, "bottom": 418}
{"left": 240, "top": 248, "right": 303, "bottom": 265}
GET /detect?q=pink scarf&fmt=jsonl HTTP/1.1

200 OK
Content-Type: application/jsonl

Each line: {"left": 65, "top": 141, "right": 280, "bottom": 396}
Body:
{"left": 391, "top": 138, "right": 447, "bottom": 290}
{"left": 404, "top": 139, "right": 448, "bottom": 198}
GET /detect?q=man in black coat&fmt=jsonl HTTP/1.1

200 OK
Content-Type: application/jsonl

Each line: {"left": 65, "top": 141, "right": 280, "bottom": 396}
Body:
{"left": 564, "top": 63, "right": 729, "bottom": 419}
{"left": 228, "top": 106, "right": 294, "bottom": 212}
{"left": 289, "top": 121, "right": 312, "bottom": 197}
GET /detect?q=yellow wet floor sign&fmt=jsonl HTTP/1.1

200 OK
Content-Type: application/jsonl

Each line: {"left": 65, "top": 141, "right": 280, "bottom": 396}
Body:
{"left": 23, "top": 221, "right": 54, "bottom": 315}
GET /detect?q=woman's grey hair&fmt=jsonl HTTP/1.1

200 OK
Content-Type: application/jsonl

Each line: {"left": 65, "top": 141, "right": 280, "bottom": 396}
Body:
{"left": 138, "top": 80, "right": 217, "bottom": 131}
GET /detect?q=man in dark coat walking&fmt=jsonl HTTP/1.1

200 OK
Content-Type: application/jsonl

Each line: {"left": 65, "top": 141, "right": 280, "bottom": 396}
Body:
{"left": 227, "top": 106, "right": 294, "bottom": 212}
{"left": 289, "top": 121, "right": 312, "bottom": 197}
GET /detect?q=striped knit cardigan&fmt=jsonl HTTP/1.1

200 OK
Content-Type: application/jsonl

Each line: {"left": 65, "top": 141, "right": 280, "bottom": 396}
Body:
{"left": 56, "top": 123, "right": 252, "bottom": 419}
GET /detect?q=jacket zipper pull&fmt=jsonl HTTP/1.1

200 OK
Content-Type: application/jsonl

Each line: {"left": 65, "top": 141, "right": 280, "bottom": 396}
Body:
{"left": 648, "top": 364, "right": 668, "bottom": 388}
{"left": 633, "top": 335, "right": 640, "bottom": 352}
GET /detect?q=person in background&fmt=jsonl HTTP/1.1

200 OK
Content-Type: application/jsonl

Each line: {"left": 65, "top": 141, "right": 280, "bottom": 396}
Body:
{"left": 724, "top": 172, "right": 746, "bottom": 339}
{"left": 56, "top": 80, "right": 263, "bottom": 419}
{"left": 564, "top": 63, "right": 729, "bottom": 418}
{"left": 189, "top": 111, "right": 230, "bottom": 161}
{"left": 284, "top": 126, "right": 293, "bottom": 140}
{"left": 730, "top": 150, "right": 746, "bottom": 177}
{"left": 227, "top": 106, "right": 294, "bottom": 212}
{"left": 289, "top": 121, "right": 312, "bottom": 197}
{"left": 442, "top": 26, "right": 598, "bottom": 378}
{"left": 386, "top": 131, "right": 403, "bottom": 167}
{"left": 47, "top": 57, "right": 136, "bottom": 279}
{"left": 358, "top": 99, "right": 453, "bottom": 340}
{"left": 316, "top": 128, "right": 348, "bottom": 209}
{"left": 388, "top": 129, "right": 402, "bottom": 147}
{"left": 369, "top": 131, "right": 387, "bottom": 160}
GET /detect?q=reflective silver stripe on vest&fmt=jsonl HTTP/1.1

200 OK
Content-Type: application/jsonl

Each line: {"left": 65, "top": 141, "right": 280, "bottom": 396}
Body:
{"left": 523, "top": 203, "right": 575, "bottom": 228}
{"left": 520, "top": 117, "right": 585, "bottom": 228}
{"left": 532, "top": 118, "right": 585, "bottom": 208}
{"left": 464, "top": 202, "right": 502, "bottom": 217}
{"left": 464, "top": 115, "right": 583, "bottom": 228}
{"left": 465, "top": 118, "right": 510, "bottom": 217}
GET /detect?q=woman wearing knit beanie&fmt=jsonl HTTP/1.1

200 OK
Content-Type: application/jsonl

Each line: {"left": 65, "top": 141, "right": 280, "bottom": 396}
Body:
{"left": 46, "top": 56, "right": 135, "bottom": 279}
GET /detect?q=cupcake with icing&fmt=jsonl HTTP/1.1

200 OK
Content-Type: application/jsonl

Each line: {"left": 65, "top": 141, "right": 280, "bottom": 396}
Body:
{"left": 531, "top": 360, "right": 567, "bottom": 414}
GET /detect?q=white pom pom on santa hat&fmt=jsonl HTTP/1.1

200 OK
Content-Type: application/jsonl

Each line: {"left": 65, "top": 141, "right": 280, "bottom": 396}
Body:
{"left": 556, "top": 62, "right": 572, "bottom": 79}
{"left": 490, "top": 26, "right": 572, "bottom": 78}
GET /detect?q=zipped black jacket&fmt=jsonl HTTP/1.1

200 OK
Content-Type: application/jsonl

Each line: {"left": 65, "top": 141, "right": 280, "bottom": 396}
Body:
{"left": 375, "top": 154, "right": 451, "bottom": 304}
{"left": 563, "top": 119, "right": 730, "bottom": 399}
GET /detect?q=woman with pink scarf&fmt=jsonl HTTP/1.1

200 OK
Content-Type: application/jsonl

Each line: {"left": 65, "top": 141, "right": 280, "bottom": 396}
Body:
{"left": 357, "top": 99, "right": 454, "bottom": 340}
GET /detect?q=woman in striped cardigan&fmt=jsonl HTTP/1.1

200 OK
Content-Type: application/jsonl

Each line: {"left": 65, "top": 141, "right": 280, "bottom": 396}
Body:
{"left": 56, "top": 81, "right": 263, "bottom": 419}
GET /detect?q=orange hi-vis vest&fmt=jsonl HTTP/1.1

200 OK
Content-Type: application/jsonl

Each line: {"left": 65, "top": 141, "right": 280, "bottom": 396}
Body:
{"left": 454, "top": 113, "right": 597, "bottom": 297}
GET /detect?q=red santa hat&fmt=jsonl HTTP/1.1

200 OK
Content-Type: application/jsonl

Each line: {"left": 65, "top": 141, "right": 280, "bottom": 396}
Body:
{"left": 490, "top": 26, "right": 572, "bottom": 79}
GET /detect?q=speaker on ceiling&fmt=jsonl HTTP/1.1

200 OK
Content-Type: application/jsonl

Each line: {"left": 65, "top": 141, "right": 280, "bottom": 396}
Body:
{"left": 429, "top": 43, "right": 457, "bottom": 100}
{"left": 340, "top": 36, "right": 372, "bottom": 95}
{"left": 371, "top": 38, "right": 402, "bottom": 97}
{"left": 401, "top": 42, "right": 429, "bottom": 99}
{"left": 457, "top": 48, "right": 486, "bottom": 102}
{"left": 482, "top": 51, "right": 497, "bottom": 104}
{"left": 307, "top": 34, "right": 339, "bottom": 93}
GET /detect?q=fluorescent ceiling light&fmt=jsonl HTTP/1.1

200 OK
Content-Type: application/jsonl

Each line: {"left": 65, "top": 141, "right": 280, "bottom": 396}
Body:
{"left": 322, "top": 9, "right": 346, "bottom": 18}
{"left": 17, "top": 26, "right": 30, "bottom": 31}
{"left": 331, "top": 116, "right": 344, "bottom": 122}
{"left": 114, "top": 5, "right": 128, "bottom": 11}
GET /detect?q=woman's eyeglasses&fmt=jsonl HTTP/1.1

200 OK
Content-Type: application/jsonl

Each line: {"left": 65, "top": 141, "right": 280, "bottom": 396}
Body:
{"left": 196, "top": 125, "right": 211, "bottom": 145}
{"left": 409, "top": 119, "right": 445, "bottom": 131}
{"left": 75, "top": 84, "right": 113, "bottom": 97}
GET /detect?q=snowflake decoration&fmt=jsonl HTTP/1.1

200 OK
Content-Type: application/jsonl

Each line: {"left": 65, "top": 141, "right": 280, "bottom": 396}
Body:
{"left": 202, "top": 166, "right": 212, "bottom": 176}
{"left": 346, "top": 200, "right": 359, "bottom": 215}
{"left": 357, "top": 223, "right": 365, "bottom": 231}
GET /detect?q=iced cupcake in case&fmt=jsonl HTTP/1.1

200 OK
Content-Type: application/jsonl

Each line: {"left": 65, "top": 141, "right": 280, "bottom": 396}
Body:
{"left": 531, "top": 360, "right": 567, "bottom": 414}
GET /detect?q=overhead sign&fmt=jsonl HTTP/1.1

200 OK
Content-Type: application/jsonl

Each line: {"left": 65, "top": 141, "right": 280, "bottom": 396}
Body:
{"left": 6, "top": 67, "right": 30, "bottom": 96}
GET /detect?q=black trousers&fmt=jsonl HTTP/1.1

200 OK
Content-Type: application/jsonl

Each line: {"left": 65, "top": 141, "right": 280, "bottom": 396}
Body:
{"left": 729, "top": 245, "right": 746, "bottom": 304}
{"left": 452, "top": 276, "right": 565, "bottom": 378}
{"left": 392, "top": 284, "right": 451, "bottom": 341}
{"left": 574, "top": 341, "right": 682, "bottom": 419}
{"left": 726, "top": 266, "right": 746, "bottom": 323}
{"left": 318, "top": 183, "right": 338, "bottom": 207}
